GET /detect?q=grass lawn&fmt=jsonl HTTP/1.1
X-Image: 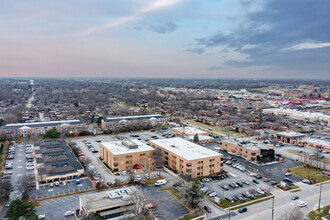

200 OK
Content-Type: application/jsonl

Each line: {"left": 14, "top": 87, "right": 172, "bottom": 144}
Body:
{"left": 15, "top": 135, "right": 44, "bottom": 143}
{"left": 230, "top": 196, "right": 274, "bottom": 210}
{"left": 157, "top": 187, "right": 182, "bottom": 200}
{"left": 308, "top": 205, "right": 330, "bottom": 220}
{"left": 184, "top": 119, "right": 248, "bottom": 138}
{"left": 220, "top": 193, "right": 273, "bottom": 208}
{"left": 289, "top": 166, "right": 330, "bottom": 183}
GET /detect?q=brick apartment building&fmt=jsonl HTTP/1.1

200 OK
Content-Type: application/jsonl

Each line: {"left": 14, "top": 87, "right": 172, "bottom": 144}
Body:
{"left": 0, "top": 120, "right": 86, "bottom": 138}
{"left": 101, "top": 115, "right": 168, "bottom": 131}
{"left": 220, "top": 139, "right": 275, "bottom": 162}
{"left": 100, "top": 139, "right": 155, "bottom": 172}
{"left": 150, "top": 138, "right": 223, "bottom": 179}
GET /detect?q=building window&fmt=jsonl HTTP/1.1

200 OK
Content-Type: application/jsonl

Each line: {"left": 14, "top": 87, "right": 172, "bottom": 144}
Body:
{"left": 251, "top": 153, "right": 256, "bottom": 156}
{"left": 114, "top": 163, "right": 118, "bottom": 167}
{"left": 165, "top": 152, "right": 168, "bottom": 155}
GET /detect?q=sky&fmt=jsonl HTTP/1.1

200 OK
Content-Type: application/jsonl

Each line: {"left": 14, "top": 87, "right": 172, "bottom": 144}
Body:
{"left": 0, "top": 0, "right": 329, "bottom": 79}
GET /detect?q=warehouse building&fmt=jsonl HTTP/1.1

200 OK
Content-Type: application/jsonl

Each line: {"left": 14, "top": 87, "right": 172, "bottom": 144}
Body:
{"left": 171, "top": 126, "right": 209, "bottom": 136}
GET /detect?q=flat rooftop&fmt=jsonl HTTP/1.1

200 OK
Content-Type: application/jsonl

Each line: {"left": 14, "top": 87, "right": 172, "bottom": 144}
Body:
{"left": 151, "top": 137, "right": 222, "bottom": 161}
{"left": 103, "top": 114, "right": 164, "bottom": 122}
{"left": 277, "top": 131, "right": 305, "bottom": 138}
{"left": 101, "top": 139, "right": 155, "bottom": 155}
{"left": 80, "top": 186, "right": 139, "bottom": 212}
{"left": 222, "top": 139, "right": 269, "bottom": 151}
{"left": 173, "top": 127, "right": 208, "bottom": 135}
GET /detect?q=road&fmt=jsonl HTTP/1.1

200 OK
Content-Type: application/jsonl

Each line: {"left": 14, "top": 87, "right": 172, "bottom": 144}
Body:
{"left": 232, "top": 182, "right": 330, "bottom": 220}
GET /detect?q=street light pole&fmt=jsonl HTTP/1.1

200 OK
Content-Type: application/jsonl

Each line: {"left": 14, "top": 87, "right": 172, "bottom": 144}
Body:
{"left": 271, "top": 196, "right": 274, "bottom": 220}
{"left": 318, "top": 182, "right": 322, "bottom": 211}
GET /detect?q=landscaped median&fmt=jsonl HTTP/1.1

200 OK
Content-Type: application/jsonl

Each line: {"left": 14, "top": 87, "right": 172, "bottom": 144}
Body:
{"left": 228, "top": 195, "right": 274, "bottom": 211}
{"left": 308, "top": 204, "right": 330, "bottom": 220}
{"left": 207, "top": 192, "right": 274, "bottom": 209}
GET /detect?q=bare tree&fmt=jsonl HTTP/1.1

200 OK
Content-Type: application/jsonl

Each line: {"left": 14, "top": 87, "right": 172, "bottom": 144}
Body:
{"left": 277, "top": 207, "right": 304, "bottom": 220}
{"left": 16, "top": 174, "right": 36, "bottom": 196}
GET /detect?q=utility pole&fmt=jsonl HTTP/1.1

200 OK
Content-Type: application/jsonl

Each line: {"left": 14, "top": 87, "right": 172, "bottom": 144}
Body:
{"left": 228, "top": 209, "right": 231, "bottom": 220}
{"left": 271, "top": 196, "right": 274, "bottom": 220}
{"left": 318, "top": 182, "right": 322, "bottom": 211}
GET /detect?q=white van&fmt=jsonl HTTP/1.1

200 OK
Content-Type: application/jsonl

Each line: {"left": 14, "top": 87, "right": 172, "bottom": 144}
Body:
{"left": 154, "top": 179, "right": 167, "bottom": 186}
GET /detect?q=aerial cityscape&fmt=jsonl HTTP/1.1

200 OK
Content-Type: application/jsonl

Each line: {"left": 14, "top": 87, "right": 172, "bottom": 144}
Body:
{"left": 0, "top": 1, "right": 330, "bottom": 220}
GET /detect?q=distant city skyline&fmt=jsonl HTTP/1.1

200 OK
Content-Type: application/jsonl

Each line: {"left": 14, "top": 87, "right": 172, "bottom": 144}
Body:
{"left": 1, "top": 0, "right": 330, "bottom": 79}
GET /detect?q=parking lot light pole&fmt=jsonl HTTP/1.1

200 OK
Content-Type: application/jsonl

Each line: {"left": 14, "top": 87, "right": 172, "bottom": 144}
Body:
{"left": 318, "top": 182, "right": 322, "bottom": 211}
{"left": 271, "top": 196, "right": 274, "bottom": 220}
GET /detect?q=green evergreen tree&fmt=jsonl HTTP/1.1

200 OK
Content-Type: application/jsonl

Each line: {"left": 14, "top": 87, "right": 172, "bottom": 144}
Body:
{"left": 5, "top": 199, "right": 37, "bottom": 220}
{"left": 193, "top": 134, "right": 199, "bottom": 143}
{"left": 45, "top": 127, "right": 60, "bottom": 138}
{"left": 185, "top": 182, "right": 203, "bottom": 208}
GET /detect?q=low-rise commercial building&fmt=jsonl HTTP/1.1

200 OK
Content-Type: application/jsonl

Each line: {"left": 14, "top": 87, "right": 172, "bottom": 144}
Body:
{"left": 172, "top": 126, "right": 209, "bottom": 136}
{"left": 276, "top": 131, "right": 306, "bottom": 144}
{"left": 150, "top": 138, "right": 223, "bottom": 179}
{"left": 79, "top": 186, "right": 143, "bottom": 219}
{"left": 34, "top": 139, "right": 84, "bottom": 183}
{"left": 220, "top": 139, "right": 275, "bottom": 162}
{"left": 0, "top": 120, "right": 86, "bottom": 138}
{"left": 100, "top": 139, "right": 155, "bottom": 172}
{"left": 101, "top": 114, "right": 168, "bottom": 131}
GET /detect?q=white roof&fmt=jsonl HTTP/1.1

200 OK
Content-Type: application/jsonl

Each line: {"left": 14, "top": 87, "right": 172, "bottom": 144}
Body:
{"left": 101, "top": 139, "right": 154, "bottom": 155}
{"left": 173, "top": 127, "right": 208, "bottom": 135}
{"left": 151, "top": 137, "right": 222, "bottom": 161}
{"left": 188, "top": 135, "right": 214, "bottom": 141}
{"left": 277, "top": 131, "right": 305, "bottom": 138}
{"left": 302, "top": 138, "right": 330, "bottom": 148}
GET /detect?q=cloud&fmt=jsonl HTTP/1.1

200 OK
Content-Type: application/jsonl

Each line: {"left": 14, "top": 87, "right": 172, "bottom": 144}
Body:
{"left": 185, "top": 48, "right": 205, "bottom": 54}
{"left": 188, "top": 0, "right": 330, "bottom": 71}
{"left": 283, "top": 42, "right": 330, "bottom": 51}
{"left": 133, "top": 22, "right": 177, "bottom": 34}
{"left": 83, "top": 0, "right": 183, "bottom": 35}
{"left": 207, "top": 66, "right": 226, "bottom": 70}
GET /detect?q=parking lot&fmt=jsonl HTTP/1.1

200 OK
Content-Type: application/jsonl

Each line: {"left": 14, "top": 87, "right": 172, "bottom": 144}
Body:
{"left": 30, "top": 178, "right": 94, "bottom": 200}
{"left": 36, "top": 192, "right": 87, "bottom": 219}
{"left": 67, "top": 128, "right": 176, "bottom": 183}
{"left": 199, "top": 164, "right": 274, "bottom": 205}
{"left": 141, "top": 184, "right": 190, "bottom": 220}
{"left": 4, "top": 143, "right": 36, "bottom": 200}
{"left": 205, "top": 143, "right": 304, "bottom": 183}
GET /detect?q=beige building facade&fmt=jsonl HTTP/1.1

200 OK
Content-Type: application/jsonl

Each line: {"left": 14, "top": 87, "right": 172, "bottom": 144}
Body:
{"left": 100, "top": 139, "right": 155, "bottom": 172}
{"left": 150, "top": 138, "right": 223, "bottom": 179}
{"left": 220, "top": 140, "right": 260, "bottom": 161}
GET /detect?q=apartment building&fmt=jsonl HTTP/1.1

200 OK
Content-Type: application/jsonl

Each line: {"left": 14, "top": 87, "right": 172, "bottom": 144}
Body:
{"left": 220, "top": 139, "right": 275, "bottom": 162}
{"left": 0, "top": 120, "right": 86, "bottom": 138}
{"left": 172, "top": 126, "right": 209, "bottom": 136}
{"left": 150, "top": 138, "right": 223, "bottom": 179}
{"left": 101, "top": 114, "right": 168, "bottom": 131}
{"left": 100, "top": 139, "right": 155, "bottom": 172}
{"left": 34, "top": 140, "right": 84, "bottom": 183}
{"left": 276, "top": 131, "right": 306, "bottom": 144}
{"left": 79, "top": 186, "right": 143, "bottom": 219}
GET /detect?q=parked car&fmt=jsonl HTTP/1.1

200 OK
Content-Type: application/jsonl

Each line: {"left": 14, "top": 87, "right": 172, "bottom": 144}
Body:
{"left": 204, "top": 205, "right": 212, "bottom": 213}
{"left": 285, "top": 172, "right": 292, "bottom": 176}
{"left": 252, "top": 179, "right": 259, "bottom": 184}
{"left": 135, "top": 175, "right": 142, "bottom": 181}
{"left": 291, "top": 196, "right": 299, "bottom": 200}
{"left": 221, "top": 185, "right": 229, "bottom": 190}
{"left": 154, "top": 179, "right": 167, "bottom": 186}
{"left": 49, "top": 182, "right": 54, "bottom": 187}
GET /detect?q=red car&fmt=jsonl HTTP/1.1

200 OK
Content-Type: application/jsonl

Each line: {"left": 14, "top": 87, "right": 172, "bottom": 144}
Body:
{"left": 78, "top": 153, "right": 85, "bottom": 157}
{"left": 204, "top": 205, "right": 212, "bottom": 213}
{"left": 148, "top": 204, "right": 157, "bottom": 209}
